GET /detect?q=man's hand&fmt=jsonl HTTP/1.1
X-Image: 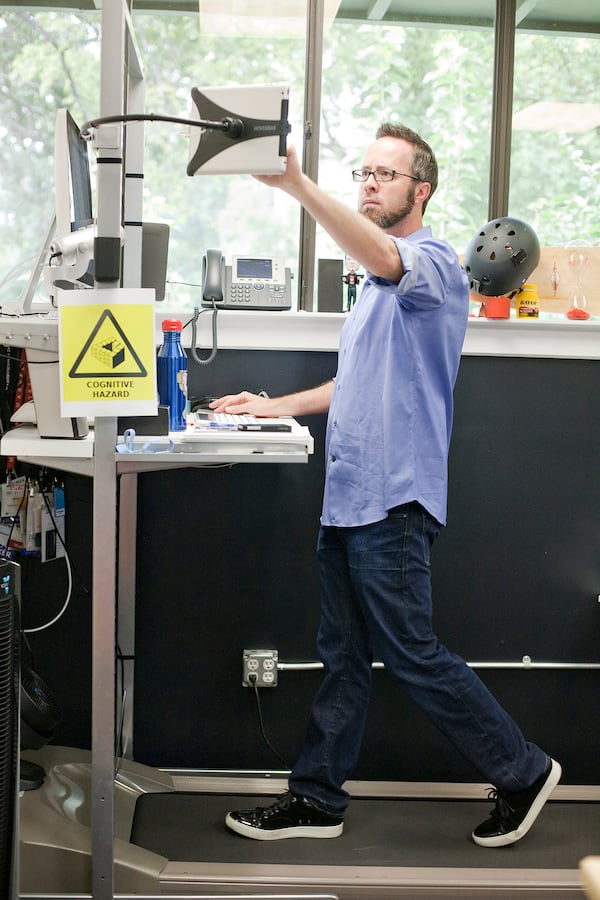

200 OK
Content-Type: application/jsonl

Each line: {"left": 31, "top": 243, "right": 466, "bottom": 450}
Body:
{"left": 209, "top": 392, "right": 275, "bottom": 417}
{"left": 210, "top": 380, "right": 334, "bottom": 419}
{"left": 252, "top": 144, "right": 304, "bottom": 196}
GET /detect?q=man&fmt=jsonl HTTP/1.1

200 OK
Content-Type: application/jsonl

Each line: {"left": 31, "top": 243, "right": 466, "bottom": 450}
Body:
{"left": 212, "top": 123, "right": 560, "bottom": 846}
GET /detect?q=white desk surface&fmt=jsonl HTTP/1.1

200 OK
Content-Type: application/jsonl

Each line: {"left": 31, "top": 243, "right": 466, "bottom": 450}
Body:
{"left": 0, "top": 420, "right": 314, "bottom": 476}
{"left": 1, "top": 309, "right": 599, "bottom": 358}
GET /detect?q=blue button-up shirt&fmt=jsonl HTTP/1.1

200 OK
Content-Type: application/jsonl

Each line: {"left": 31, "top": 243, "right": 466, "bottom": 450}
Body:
{"left": 321, "top": 227, "right": 469, "bottom": 528}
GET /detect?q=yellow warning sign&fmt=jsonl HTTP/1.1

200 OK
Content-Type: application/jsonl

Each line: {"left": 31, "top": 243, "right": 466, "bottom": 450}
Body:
{"left": 58, "top": 289, "right": 158, "bottom": 417}
{"left": 68, "top": 308, "right": 147, "bottom": 379}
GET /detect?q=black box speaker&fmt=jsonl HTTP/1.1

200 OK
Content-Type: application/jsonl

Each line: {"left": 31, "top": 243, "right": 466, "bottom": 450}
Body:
{"left": 118, "top": 405, "right": 170, "bottom": 436}
{"left": 317, "top": 259, "right": 343, "bottom": 312}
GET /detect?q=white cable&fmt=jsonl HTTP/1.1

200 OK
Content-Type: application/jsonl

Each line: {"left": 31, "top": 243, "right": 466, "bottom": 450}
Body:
{"left": 0, "top": 255, "right": 37, "bottom": 292}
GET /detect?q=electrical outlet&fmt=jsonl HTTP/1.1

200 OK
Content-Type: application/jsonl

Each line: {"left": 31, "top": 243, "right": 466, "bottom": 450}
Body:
{"left": 242, "top": 649, "right": 278, "bottom": 687}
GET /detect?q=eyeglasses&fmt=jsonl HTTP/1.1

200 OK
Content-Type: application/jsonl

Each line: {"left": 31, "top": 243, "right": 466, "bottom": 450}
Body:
{"left": 352, "top": 168, "right": 420, "bottom": 183}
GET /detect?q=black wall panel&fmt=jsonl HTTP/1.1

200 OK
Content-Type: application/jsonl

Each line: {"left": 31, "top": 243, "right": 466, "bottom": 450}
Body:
{"left": 18, "top": 473, "right": 93, "bottom": 750}
{"left": 20, "top": 349, "right": 599, "bottom": 785}
{"left": 131, "top": 351, "right": 599, "bottom": 784}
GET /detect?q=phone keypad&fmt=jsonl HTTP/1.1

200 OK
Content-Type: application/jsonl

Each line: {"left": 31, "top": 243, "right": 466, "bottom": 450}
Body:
{"left": 229, "top": 281, "right": 289, "bottom": 307}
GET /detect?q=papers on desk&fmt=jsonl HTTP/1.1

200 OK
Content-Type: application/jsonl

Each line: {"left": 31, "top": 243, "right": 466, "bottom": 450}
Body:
{"left": 191, "top": 412, "right": 292, "bottom": 433}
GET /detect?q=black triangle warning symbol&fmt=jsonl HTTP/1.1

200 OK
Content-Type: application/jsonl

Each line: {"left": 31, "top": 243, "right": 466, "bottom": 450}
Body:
{"left": 69, "top": 308, "right": 148, "bottom": 379}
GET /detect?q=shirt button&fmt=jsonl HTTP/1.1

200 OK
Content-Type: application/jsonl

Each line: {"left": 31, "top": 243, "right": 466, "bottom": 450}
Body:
{"left": 331, "top": 455, "right": 336, "bottom": 462}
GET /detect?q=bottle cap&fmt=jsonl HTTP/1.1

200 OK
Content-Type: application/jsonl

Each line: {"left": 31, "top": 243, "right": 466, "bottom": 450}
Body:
{"left": 161, "top": 319, "right": 183, "bottom": 332}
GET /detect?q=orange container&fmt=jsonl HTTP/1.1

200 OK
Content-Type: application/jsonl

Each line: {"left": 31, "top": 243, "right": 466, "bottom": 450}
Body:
{"left": 483, "top": 295, "right": 510, "bottom": 319}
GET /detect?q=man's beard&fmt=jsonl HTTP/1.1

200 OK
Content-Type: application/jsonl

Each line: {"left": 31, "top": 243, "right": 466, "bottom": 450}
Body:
{"left": 360, "top": 188, "right": 415, "bottom": 230}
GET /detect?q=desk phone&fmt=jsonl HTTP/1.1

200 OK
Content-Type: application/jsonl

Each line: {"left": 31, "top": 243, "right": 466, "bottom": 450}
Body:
{"left": 202, "top": 250, "right": 292, "bottom": 310}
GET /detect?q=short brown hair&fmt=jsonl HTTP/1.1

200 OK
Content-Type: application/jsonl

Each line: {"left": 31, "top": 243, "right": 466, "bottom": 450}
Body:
{"left": 376, "top": 122, "right": 438, "bottom": 212}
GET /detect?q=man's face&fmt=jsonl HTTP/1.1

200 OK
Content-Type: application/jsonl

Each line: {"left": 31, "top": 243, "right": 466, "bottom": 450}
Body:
{"left": 358, "top": 136, "right": 418, "bottom": 232}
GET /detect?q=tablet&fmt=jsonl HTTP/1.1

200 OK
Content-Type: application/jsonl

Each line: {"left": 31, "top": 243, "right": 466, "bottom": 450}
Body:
{"left": 187, "top": 83, "right": 290, "bottom": 176}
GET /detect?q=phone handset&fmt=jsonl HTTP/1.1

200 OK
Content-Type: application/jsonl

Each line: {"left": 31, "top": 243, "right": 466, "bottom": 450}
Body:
{"left": 202, "top": 248, "right": 225, "bottom": 303}
{"left": 193, "top": 249, "right": 222, "bottom": 367}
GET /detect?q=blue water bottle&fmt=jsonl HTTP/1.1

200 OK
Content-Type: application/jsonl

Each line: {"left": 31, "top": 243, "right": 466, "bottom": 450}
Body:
{"left": 157, "top": 319, "right": 187, "bottom": 432}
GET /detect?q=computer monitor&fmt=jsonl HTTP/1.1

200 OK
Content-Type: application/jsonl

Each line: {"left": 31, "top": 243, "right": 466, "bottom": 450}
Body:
{"left": 51, "top": 109, "right": 169, "bottom": 299}
{"left": 18, "top": 109, "right": 94, "bottom": 309}
{"left": 51, "top": 108, "right": 95, "bottom": 289}
{"left": 55, "top": 108, "right": 94, "bottom": 239}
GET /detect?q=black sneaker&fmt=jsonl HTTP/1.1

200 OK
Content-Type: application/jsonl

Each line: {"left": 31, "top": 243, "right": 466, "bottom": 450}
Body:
{"left": 472, "top": 757, "right": 562, "bottom": 847}
{"left": 225, "top": 791, "right": 344, "bottom": 840}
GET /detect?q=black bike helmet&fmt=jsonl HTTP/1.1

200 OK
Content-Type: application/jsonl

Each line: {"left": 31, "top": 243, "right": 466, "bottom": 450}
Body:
{"left": 464, "top": 217, "right": 540, "bottom": 296}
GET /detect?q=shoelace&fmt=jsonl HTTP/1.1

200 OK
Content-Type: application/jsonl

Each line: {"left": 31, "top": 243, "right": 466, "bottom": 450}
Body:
{"left": 260, "top": 791, "right": 293, "bottom": 818}
{"left": 486, "top": 788, "right": 517, "bottom": 823}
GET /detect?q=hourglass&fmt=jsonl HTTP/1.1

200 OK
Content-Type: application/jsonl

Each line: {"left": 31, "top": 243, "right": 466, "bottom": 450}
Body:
{"left": 565, "top": 239, "right": 591, "bottom": 321}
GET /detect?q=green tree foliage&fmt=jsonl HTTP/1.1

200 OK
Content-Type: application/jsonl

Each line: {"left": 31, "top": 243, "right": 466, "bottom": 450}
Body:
{"left": 133, "top": 18, "right": 306, "bottom": 297}
{"left": 0, "top": 10, "right": 100, "bottom": 303}
{"left": 318, "top": 23, "right": 495, "bottom": 252}
{"left": 510, "top": 32, "right": 600, "bottom": 244}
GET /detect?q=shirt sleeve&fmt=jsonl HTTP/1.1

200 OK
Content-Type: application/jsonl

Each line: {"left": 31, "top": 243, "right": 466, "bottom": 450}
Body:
{"left": 369, "top": 235, "right": 459, "bottom": 311}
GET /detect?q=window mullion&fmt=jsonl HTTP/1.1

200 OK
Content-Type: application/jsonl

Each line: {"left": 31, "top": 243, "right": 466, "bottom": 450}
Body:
{"left": 299, "top": 0, "right": 326, "bottom": 310}
{"left": 488, "top": 0, "right": 516, "bottom": 219}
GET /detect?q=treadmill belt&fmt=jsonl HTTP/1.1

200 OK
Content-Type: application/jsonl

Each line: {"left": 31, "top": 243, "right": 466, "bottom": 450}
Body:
{"left": 130, "top": 792, "right": 599, "bottom": 869}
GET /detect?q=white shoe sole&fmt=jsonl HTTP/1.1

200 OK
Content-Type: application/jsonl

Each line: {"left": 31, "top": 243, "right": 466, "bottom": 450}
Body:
{"left": 472, "top": 758, "right": 562, "bottom": 848}
{"left": 225, "top": 813, "right": 344, "bottom": 840}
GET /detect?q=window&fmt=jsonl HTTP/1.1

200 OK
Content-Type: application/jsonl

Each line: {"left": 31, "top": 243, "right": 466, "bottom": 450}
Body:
{"left": 509, "top": 11, "right": 600, "bottom": 319}
{"left": 134, "top": 9, "right": 307, "bottom": 305}
{"left": 0, "top": 1, "right": 598, "bottom": 316}
{"left": 315, "top": 11, "right": 495, "bottom": 309}
{"left": 510, "top": 27, "right": 600, "bottom": 246}
{"left": 0, "top": 10, "right": 101, "bottom": 305}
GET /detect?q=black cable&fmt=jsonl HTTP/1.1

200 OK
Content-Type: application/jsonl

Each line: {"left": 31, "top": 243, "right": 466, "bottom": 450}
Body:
{"left": 0, "top": 346, "right": 23, "bottom": 437}
{"left": 115, "top": 641, "right": 128, "bottom": 763}
{"left": 0, "top": 310, "right": 53, "bottom": 318}
{"left": 39, "top": 482, "right": 67, "bottom": 554}
{"left": 1, "top": 474, "right": 29, "bottom": 560}
{"left": 79, "top": 112, "right": 238, "bottom": 139}
{"left": 249, "top": 674, "right": 289, "bottom": 769}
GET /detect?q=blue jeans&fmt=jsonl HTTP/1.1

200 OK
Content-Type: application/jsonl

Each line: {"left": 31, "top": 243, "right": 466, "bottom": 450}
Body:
{"left": 289, "top": 502, "right": 547, "bottom": 816}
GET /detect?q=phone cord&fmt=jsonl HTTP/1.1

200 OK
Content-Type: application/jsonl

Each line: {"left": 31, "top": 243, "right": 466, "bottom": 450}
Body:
{"left": 189, "top": 303, "right": 218, "bottom": 366}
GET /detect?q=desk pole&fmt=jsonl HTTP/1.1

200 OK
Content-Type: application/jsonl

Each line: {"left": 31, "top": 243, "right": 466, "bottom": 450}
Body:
{"left": 91, "top": 417, "right": 118, "bottom": 899}
{"left": 93, "top": 0, "right": 126, "bottom": 893}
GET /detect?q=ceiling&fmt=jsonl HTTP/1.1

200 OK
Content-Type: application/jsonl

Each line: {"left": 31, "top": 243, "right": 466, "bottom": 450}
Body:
{"left": 2, "top": 0, "right": 599, "bottom": 34}
{"left": 335, "top": 0, "right": 600, "bottom": 32}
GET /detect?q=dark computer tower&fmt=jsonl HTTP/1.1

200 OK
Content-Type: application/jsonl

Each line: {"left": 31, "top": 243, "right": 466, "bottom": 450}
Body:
{"left": 0, "top": 559, "right": 20, "bottom": 900}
